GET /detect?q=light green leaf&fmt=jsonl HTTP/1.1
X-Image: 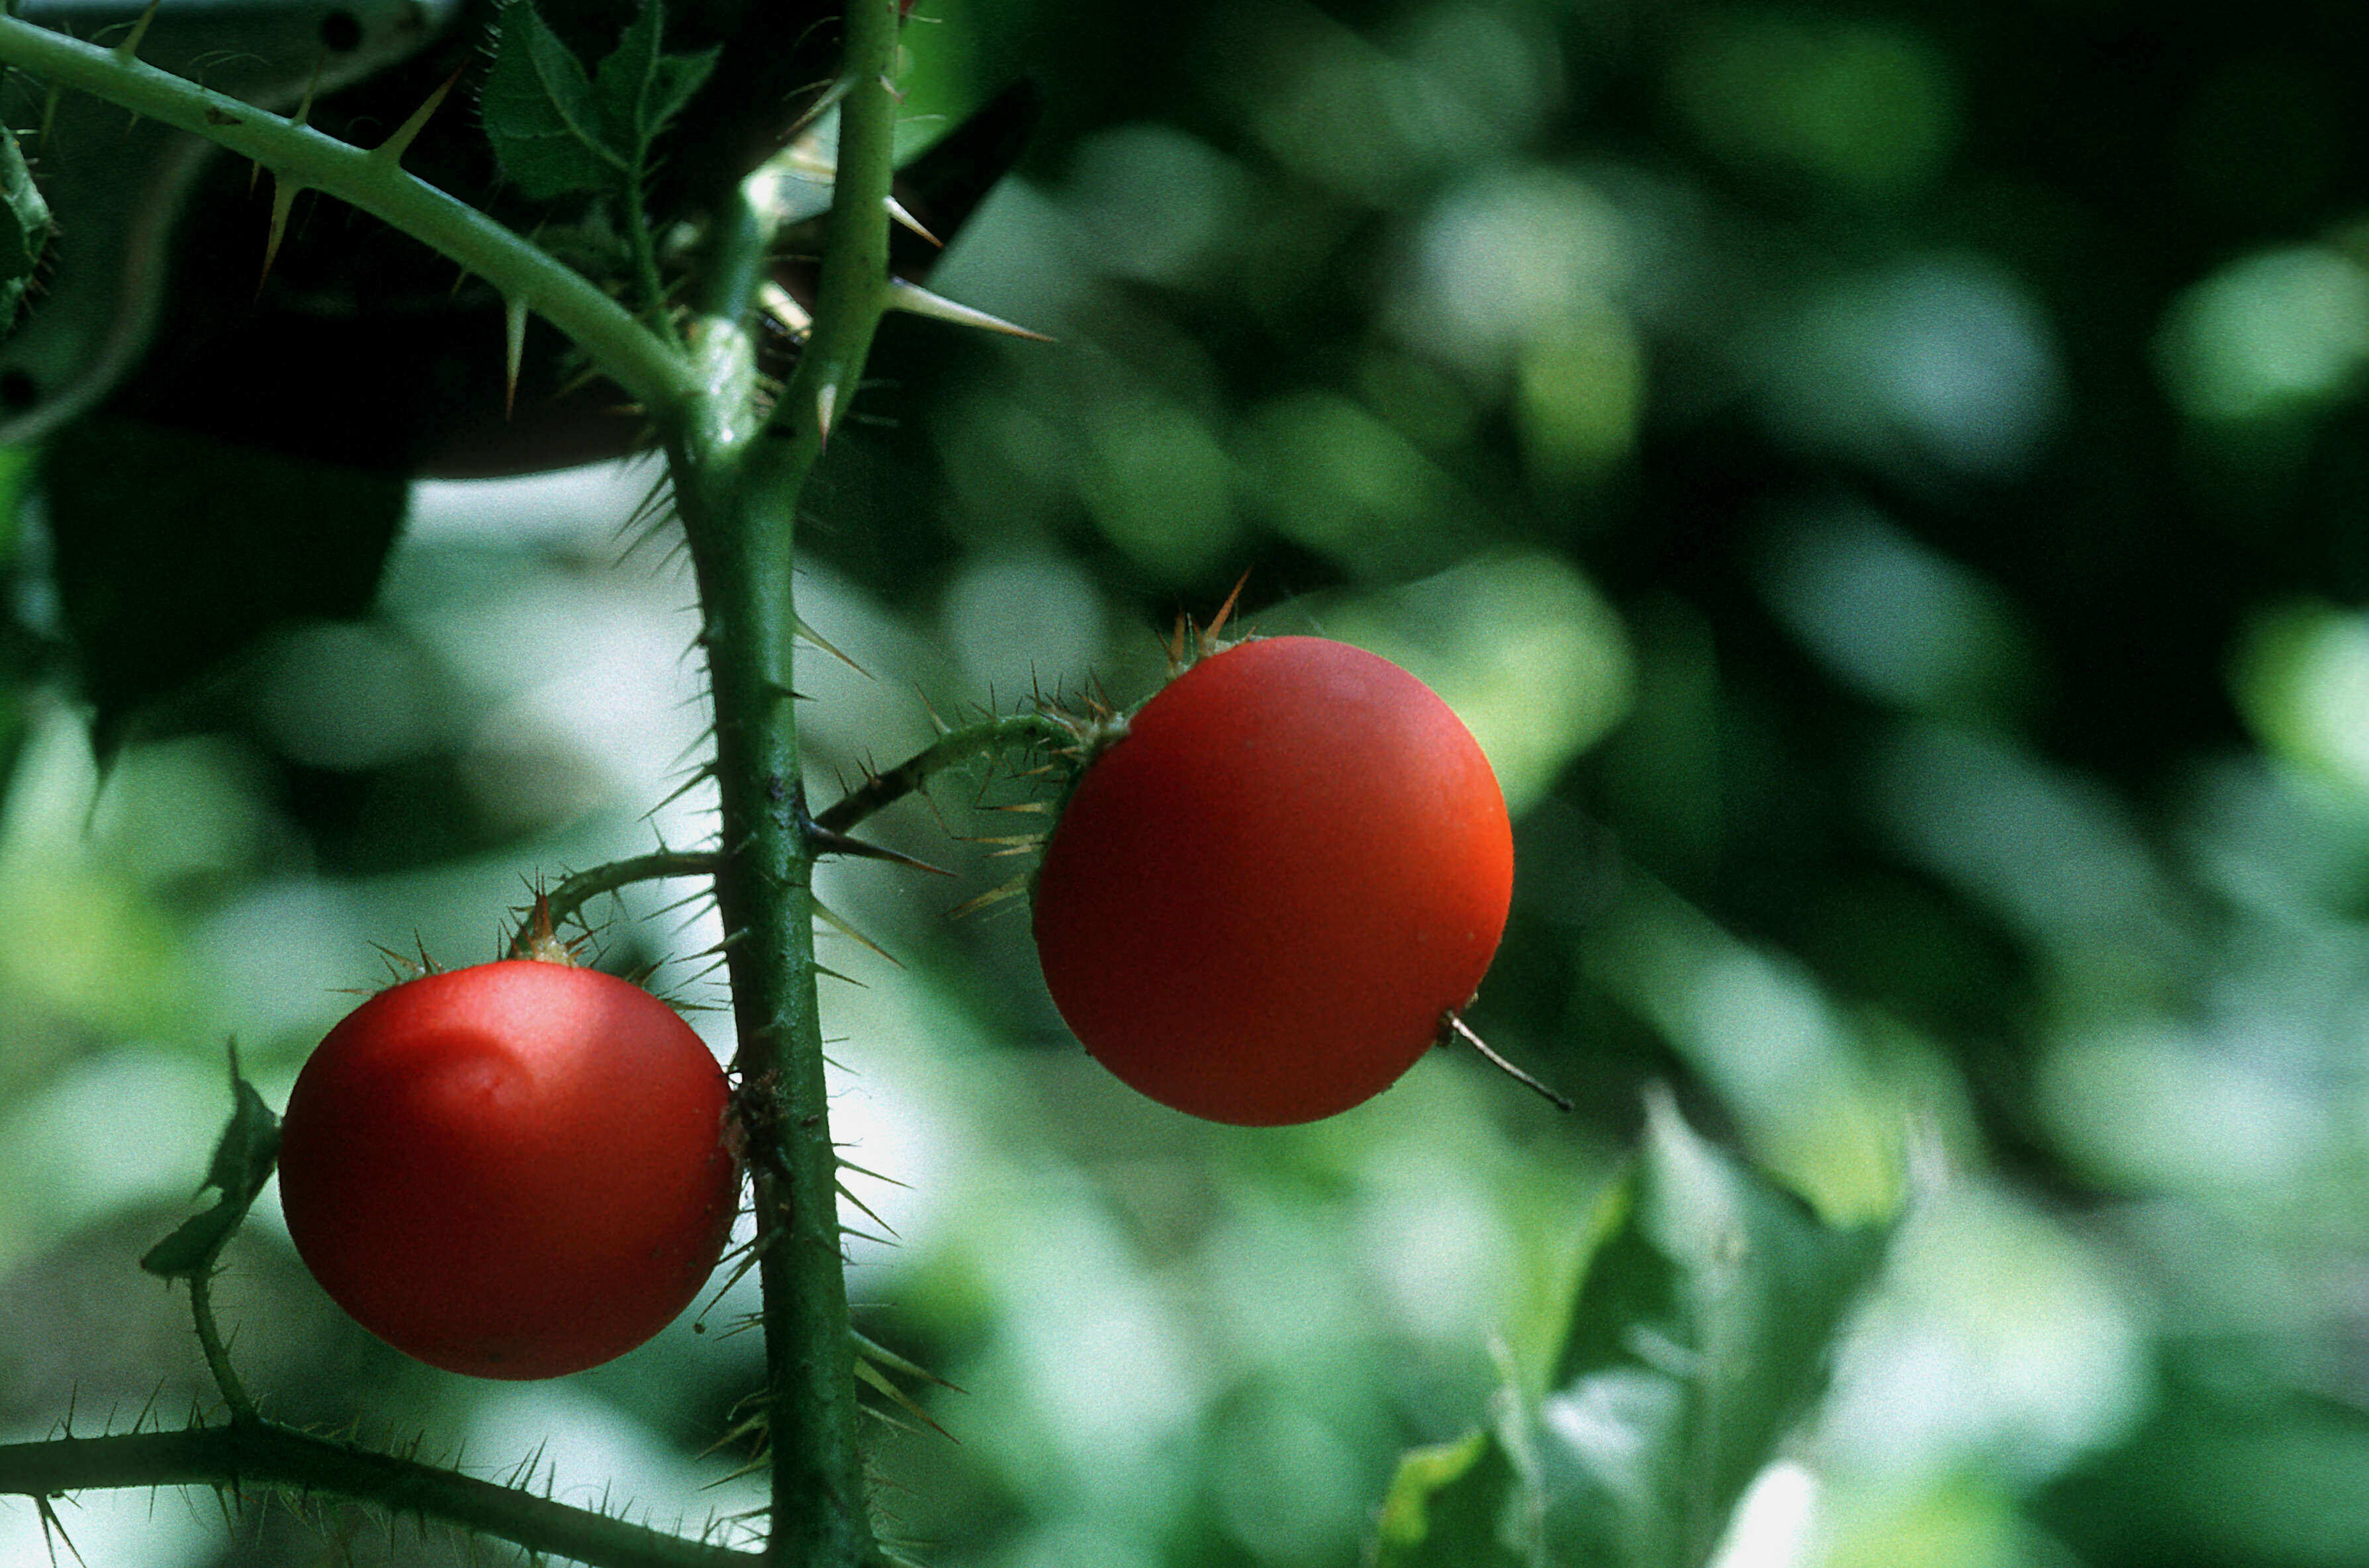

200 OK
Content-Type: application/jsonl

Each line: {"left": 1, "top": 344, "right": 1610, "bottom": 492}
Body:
{"left": 1373, "top": 1426, "right": 1526, "bottom": 1568}
{"left": 1373, "top": 1094, "right": 1894, "bottom": 1568}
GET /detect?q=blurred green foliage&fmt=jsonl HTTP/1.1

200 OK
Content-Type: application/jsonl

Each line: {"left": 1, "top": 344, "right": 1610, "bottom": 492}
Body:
{"left": 8, "top": 0, "right": 2369, "bottom": 1564}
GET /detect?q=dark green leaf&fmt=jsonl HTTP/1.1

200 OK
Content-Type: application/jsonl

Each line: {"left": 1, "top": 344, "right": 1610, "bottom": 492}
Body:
{"left": 141, "top": 1046, "right": 282, "bottom": 1281}
{"left": 0, "top": 124, "right": 49, "bottom": 335}
{"left": 0, "top": 125, "right": 48, "bottom": 287}
{"left": 481, "top": 0, "right": 620, "bottom": 199}
{"left": 592, "top": 0, "right": 718, "bottom": 159}
{"left": 202, "top": 1068, "right": 282, "bottom": 1202}
{"left": 42, "top": 419, "right": 406, "bottom": 759}
{"left": 140, "top": 1196, "right": 248, "bottom": 1279}
{"left": 1373, "top": 1095, "right": 1893, "bottom": 1568}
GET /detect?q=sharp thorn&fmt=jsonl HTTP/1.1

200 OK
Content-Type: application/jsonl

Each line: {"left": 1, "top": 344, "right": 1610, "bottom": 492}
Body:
{"left": 853, "top": 1360, "right": 958, "bottom": 1443}
{"left": 837, "top": 1157, "right": 911, "bottom": 1190}
{"left": 852, "top": 1330, "right": 960, "bottom": 1391}
{"left": 502, "top": 295, "right": 529, "bottom": 418}
{"left": 837, "top": 1181, "right": 901, "bottom": 1239}
{"left": 885, "top": 195, "right": 941, "bottom": 247}
{"left": 811, "top": 898, "right": 902, "bottom": 968}
{"left": 792, "top": 612, "right": 867, "bottom": 676}
{"left": 290, "top": 47, "right": 324, "bottom": 128}
{"left": 946, "top": 872, "right": 1030, "bottom": 921}
{"left": 780, "top": 76, "right": 853, "bottom": 145}
{"left": 810, "top": 827, "right": 953, "bottom": 877}
{"left": 258, "top": 173, "right": 301, "bottom": 295}
{"left": 884, "top": 278, "right": 1052, "bottom": 341}
{"left": 113, "top": 0, "right": 161, "bottom": 63}
{"left": 1203, "top": 569, "right": 1252, "bottom": 647}
{"left": 372, "top": 62, "right": 467, "bottom": 167}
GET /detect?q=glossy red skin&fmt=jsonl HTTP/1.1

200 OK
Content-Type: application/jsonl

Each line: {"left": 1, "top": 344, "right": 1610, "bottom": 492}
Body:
{"left": 278, "top": 961, "right": 739, "bottom": 1379}
{"left": 1031, "top": 637, "right": 1514, "bottom": 1125}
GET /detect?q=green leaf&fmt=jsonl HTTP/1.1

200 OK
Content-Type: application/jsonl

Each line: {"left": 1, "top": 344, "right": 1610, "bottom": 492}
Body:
{"left": 592, "top": 0, "right": 718, "bottom": 161}
{"left": 0, "top": 124, "right": 48, "bottom": 285}
{"left": 1372, "top": 1094, "right": 1894, "bottom": 1568}
{"left": 140, "top": 1046, "right": 282, "bottom": 1281}
{"left": 0, "top": 124, "right": 49, "bottom": 334}
{"left": 1373, "top": 1426, "right": 1526, "bottom": 1568}
{"left": 481, "top": 0, "right": 620, "bottom": 199}
{"left": 483, "top": 0, "right": 717, "bottom": 204}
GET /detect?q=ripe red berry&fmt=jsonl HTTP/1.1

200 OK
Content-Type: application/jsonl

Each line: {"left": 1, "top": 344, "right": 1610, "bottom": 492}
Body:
{"left": 1031, "top": 636, "right": 1514, "bottom": 1125}
{"left": 277, "top": 960, "right": 739, "bottom": 1379}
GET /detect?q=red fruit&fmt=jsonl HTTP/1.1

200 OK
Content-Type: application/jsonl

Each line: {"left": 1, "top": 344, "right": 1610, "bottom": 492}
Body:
{"left": 1031, "top": 636, "right": 1514, "bottom": 1125}
{"left": 277, "top": 960, "right": 739, "bottom": 1379}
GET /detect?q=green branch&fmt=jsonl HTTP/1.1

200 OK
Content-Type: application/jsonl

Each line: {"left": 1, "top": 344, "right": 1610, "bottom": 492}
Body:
{"left": 511, "top": 850, "right": 721, "bottom": 957}
{"left": 0, "top": 15, "right": 698, "bottom": 413}
{"left": 0, "top": 1423, "right": 758, "bottom": 1568}
{"left": 814, "top": 712, "right": 1079, "bottom": 835}
{"left": 185, "top": 1269, "right": 255, "bottom": 1421}
{"left": 763, "top": 32, "right": 898, "bottom": 458}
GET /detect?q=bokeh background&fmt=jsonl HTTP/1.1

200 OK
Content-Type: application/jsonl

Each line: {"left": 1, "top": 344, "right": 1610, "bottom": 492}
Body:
{"left": 7, "top": 0, "right": 2369, "bottom": 1563}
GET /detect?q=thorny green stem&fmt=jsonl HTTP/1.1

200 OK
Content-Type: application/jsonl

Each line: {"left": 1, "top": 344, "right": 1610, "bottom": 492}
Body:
{"left": 763, "top": 28, "right": 898, "bottom": 450}
{"left": 815, "top": 712, "right": 1078, "bottom": 836}
{"left": 512, "top": 850, "right": 722, "bottom": 956}
{"left": 0, "top": 15, "right": 696, "bottom": 411}
{"left": 625, "top": 147, "right": 678, "bottom": 345}
{"left": 186, "top": 1269, "right": 255, "bottom": 1423}
{"left": 0, "top": 1425, "right": 758, "bottom": 1568}
{"left": 661, "top": 2, "right": 904, "bottom": 1563}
